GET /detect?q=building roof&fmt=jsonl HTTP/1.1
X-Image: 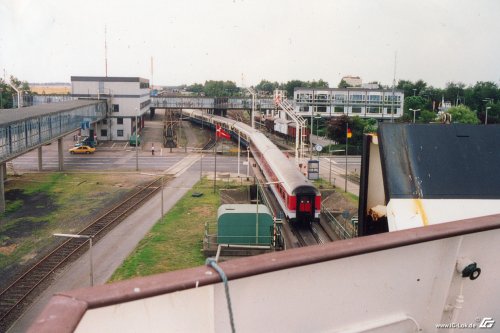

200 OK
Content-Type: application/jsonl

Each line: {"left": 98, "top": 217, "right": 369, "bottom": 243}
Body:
{"left": 0, "top": 100, "right": 104, "bottom": 125}
{"left": 218, "top": 204, "right": 271, "bottom": 217}
{"left": 294, "top": 87, "right": 404, "bottom": 93}
{"left": 378, "top": 123, "right": 500, "bottom": 199}
{"left": 71, "top": 76, "right": 149, "bottom": 83}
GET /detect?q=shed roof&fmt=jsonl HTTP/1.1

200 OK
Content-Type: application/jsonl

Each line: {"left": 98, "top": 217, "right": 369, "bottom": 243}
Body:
{"left": 378, "top": 123, "right": 500, "bottom": 199}
{"left": 218, "top": 204, "right": 271, "bottom": 217}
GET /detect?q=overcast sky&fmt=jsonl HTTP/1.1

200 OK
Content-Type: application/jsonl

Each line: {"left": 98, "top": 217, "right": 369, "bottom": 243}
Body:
{"left": 1, "top": 0, "right": 499, "bottom": 88}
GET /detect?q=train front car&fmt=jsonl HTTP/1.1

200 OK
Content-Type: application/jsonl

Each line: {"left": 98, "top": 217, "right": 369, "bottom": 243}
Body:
{"left": 250, "top": 132, "right": 320, "bottom": 226}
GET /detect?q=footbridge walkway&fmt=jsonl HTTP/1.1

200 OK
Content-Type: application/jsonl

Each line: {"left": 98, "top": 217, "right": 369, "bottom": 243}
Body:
{"left": 0, "top": 99, "right": 107, "bottom": 211}
{"left": 151, "top": 96, "right": 275, "bottom": 111}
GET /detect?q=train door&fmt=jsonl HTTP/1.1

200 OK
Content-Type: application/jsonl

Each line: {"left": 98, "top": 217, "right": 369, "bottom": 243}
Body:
{"left": 296, "top": 194, "right": 315, "bottom": 225}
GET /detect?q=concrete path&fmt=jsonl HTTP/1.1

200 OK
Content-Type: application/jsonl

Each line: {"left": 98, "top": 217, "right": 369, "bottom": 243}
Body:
{"left": 9, "top": 167, "right": 200, "bottom": 333}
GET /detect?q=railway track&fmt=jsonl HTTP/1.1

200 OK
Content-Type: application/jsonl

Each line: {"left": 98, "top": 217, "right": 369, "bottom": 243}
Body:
{"left": 0, "top": 178, "right": 164, "bottom": 332}
{"left": 290, "top": 221, "right": 334, "bottom": 247}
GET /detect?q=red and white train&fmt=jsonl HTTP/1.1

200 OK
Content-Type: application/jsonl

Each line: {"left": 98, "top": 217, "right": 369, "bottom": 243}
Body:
{"left": 183, "top": 109, "right": 321, "bottom": 224}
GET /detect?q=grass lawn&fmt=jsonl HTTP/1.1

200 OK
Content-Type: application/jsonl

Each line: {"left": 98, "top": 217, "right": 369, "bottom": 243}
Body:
{"left": 0, "top": 173, "right": 149, "bottom": 278}
{"left": 109, "top": 179, "right": 221, "bottom": 282}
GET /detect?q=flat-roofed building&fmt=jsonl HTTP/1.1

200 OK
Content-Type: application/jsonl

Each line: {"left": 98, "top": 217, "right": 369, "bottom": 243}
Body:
{"left": 71, "top": 76, "right": 150, "bottom": 141}
{"left": 294, "top": 87, "right": 404, "bottom": 120}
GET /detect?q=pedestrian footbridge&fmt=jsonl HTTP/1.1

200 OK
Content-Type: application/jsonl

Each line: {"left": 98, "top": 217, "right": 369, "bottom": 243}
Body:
{"left": 0, "top": 99, "right": 107, "bottom": 211}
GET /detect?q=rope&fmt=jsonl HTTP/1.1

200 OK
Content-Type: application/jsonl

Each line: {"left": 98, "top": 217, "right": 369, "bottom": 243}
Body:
{"left": 206, "top": 258, "right": 236, "bottom": 333}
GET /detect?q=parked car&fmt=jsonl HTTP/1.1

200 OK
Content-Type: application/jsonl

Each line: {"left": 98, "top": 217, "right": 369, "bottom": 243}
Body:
{"left": 129, "top": 133, "right": 141, "bottom": 146}
{"left": 69, "top": 145, "right": 96, "bottom": 154}
{"left": 75, "top": 137, "right": 96, "bottom": 148}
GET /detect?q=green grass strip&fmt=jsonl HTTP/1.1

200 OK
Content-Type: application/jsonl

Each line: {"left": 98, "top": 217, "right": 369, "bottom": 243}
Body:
{"left": 109, "top": 180, "right": 220, "bottom": 282}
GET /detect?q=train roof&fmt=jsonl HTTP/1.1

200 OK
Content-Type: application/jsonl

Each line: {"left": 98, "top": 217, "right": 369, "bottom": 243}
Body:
{"left": 249, "top": 131, "right": 317, "bottom": 193}
{"left": 378, "top": 123, "right": 500, "bottom": 199}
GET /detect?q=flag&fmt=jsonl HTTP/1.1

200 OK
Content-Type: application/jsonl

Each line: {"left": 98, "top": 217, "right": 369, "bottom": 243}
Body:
{"left": 216, "top": 124, "right": 231, "bottom": 140}
{"left": 347, "top": 127, "right": 352, "bottom": 139}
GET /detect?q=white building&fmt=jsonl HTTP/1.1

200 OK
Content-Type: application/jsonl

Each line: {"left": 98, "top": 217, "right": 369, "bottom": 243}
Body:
{"left": 71, "top": 76, "right": 150, "bottom": 141}
{"left": 294, "top": 87, "right": 404, "bottom": 120}
{"left": 341, "top": 75, "right": 362, "bottom": 87}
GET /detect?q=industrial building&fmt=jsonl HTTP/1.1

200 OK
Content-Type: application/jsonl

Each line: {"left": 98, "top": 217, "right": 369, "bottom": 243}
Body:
{"left": 293, "top": 87, "right": 404, "bottom": 120}
{"left": 71, "top": 76, "right": 151, "bottom": 142}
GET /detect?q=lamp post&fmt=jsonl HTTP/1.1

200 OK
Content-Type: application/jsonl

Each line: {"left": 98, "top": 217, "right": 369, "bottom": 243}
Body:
{"left": 135, "top": 108, "right": 139, "bottom": 171}
{"left": 409, "top": 108, "right": 420, "bottom": 123}
{"left": 53, "top": 233, "right": 94, "bottom": 286}
{"left": 247, "top": 87, "right": 256, "bottom": 128}
{"left": 483, "top": 98, "right": 493, "bottom": 125}
{"left": 141, "top": 173, "right": 164, "bottom": 216}
{"left": 329, "top": 149, "right": 345, "bottom": 185}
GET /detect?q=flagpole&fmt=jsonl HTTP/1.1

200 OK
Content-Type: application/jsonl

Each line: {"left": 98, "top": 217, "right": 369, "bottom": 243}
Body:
{"left": 214, "top": 130, "right": 217, "bottom": 194}
{"left": 345, "top": 122, "right": 348, "bottom": 193}
{"left": 237, "top": 131, "right": 241, "bottom": 176}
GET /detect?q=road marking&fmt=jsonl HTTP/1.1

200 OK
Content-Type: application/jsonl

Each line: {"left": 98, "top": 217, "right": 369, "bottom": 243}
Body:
{"left": 165, "top": 154, "right": 200, "bottom": 177}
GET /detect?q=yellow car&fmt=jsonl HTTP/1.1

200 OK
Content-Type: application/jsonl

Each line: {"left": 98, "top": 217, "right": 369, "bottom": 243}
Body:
{"left": 69, "top": 145, "right": 96, "bottom": 154}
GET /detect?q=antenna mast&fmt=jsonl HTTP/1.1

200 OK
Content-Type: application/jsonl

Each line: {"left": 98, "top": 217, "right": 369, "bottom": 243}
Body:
{"left": 105, "top": 25, "right": 108, "bottom": 77}
{"left": 391, "top": 51, "right": 397, "bottom": 122}
{"left": 151, "top": 56, "right": 154, "bottom": 90}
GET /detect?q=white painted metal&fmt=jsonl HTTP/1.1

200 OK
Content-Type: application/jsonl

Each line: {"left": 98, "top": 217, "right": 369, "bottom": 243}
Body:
{"left": 75, "top": 227, "right": 500, "bottom": 333}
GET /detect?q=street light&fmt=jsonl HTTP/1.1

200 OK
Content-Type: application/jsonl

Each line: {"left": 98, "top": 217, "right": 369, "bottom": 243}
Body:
{"left": 310, "top": 113, "right": 322, "bottom": 159}
{"left": 329, "top": 149, "right": 345, "bottom": 185}
{"left": 135, "top": 108, "right": 139, "bottom": 171}
{"left": 53, "top": 233, "right": 94, "bottom": 286}
{"left": 409, "top": 108, "right": 420, "bottom": 123}
{"left": 483, "top": 98, "right": 493, "bottom": 125}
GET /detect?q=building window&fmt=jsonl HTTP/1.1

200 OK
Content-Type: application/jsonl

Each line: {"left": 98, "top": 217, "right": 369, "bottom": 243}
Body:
{"left": 100, "top": 129, "right": 107, "bottom": 136}
{"left": 352, "top": 107, "right": 362, "bottom": 114}
{"left": 117, "top": 130, "right": 124, "bottom": 137}
{"left": 117, "top": 118, "right": 124, "bottom": 125}
{"left": 140, "top": 99, "right": 151, "bottom": 109}
{"left": 317, "top": 106, "right": 327, "bottom": 113}
{"left": 112, "top": 104, "right": 119, "bottom": 112}
{"left": 299, "top": 106, "right": 309, "bottom": 112}
{"left": 102, "top": 119, "right": 108, "bottom": 125}
{"left": 334, "top": 94, "right": 346, "bottom": 102}
{"left": 350, "top": 94, "right": 364, "bottom": 102}
{"left": 334, "top": 106, "right": 344, "bottom": 113}
{"left": 140, "top": 82, "right": 150, "bottom": 89}
{"left": 367, "top": 107, "right": 381, "bottom": 113}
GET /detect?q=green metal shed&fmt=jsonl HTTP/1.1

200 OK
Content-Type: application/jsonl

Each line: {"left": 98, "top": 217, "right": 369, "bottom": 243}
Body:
{"left": 217, "top": 204, "right": 274, "bottom": 245}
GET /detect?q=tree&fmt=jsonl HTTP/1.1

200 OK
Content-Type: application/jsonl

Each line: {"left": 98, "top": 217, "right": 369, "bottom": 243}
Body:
{"left": 338, "top": 79, "right": 351, "bottom": 88}
{"left": 309, "top": 79, "right": 329, "bottom": 89}
{"left": 284, "top": 80, "right": 307, "bottom": 98}
{"left": 419, "top": 110, "right": 438, "bottom": 123}
{"left": 403, "top": 96, "right": 429, "bottom": 121}
{"left": 326, "top": 115, "right": 366, "bottom": 146}
{"left": 447, "top": 105, "right": 480, "bottom": 124}
{"left": 186, "top": 83, "right": 204, "bottom": 94}
{"left": 203, "top": 80, "right": 239, "bottom": 97}
{"left": 255, "top": 80, "right": 279, "bottom": 94}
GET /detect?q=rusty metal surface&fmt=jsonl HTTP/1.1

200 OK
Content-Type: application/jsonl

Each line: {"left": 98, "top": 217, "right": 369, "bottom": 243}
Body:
{"left": 29, "top": 213, "right": 500, "bottom": 333}
{"left": 378, "top": 124, "right": 500, "bottom": 199}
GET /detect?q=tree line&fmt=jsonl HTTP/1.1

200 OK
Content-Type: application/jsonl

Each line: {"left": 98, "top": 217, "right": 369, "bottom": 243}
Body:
{"left": 0, "top": 76, "right": 31, "bottom": 109}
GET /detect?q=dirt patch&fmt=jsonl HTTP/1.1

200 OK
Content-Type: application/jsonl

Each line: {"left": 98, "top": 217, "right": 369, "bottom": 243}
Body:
{"left": 190, "top": 205, "right": 213, "bottom": 216}
{"left": 220, "top": 188, "right": 249, "bottom": 204}
{"left": 5, "top": 189, "right": 57, "bottom": 219}
{"left": 0, "top": 244, "right": 17, "bottom": 255}
{"left": 321, "top": 189, "right": 358, "bottom": 218}
{"left": 0, "top": 173, "right": 153, "bottom": 291}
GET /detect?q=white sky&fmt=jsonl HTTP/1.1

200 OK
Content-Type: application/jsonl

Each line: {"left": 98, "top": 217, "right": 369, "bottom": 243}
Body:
{"left": 1, "top": 0, "right": 499, "bottom": 88}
